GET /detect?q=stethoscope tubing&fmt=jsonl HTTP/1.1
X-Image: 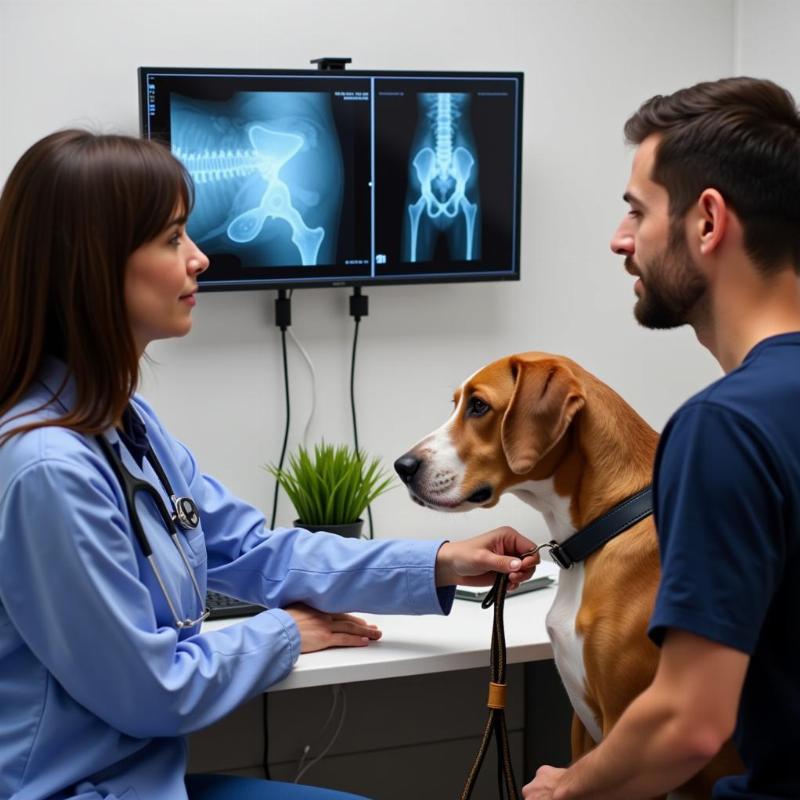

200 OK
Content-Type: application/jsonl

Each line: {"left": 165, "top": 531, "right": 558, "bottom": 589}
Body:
{"left": 95, "top": 425, "right": 208, "bottom": 628}
{"left": 35, "top": 384, "right": 209, "bottom": 628}
{"left": 95, "top": 434, "right": 161, "bottom": 557}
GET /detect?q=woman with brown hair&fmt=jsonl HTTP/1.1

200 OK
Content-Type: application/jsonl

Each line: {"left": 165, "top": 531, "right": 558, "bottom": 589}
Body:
{"left": 0, "top": 130, "right": 536, "bottom": 800}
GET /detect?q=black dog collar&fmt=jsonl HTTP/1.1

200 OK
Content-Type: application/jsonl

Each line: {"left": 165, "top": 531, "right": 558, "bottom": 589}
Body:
{"left": 543, "top": 485, "right": 654, "bottom": 569}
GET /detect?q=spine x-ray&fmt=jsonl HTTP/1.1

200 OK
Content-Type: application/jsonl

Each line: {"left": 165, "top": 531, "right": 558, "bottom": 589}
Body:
{"left": 402, "top": 93, "right": 481, "bottom": 262}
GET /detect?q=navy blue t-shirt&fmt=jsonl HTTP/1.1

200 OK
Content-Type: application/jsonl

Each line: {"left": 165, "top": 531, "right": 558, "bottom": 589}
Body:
{"left": 649, "top": 333, "right": 800, "bottom": 798}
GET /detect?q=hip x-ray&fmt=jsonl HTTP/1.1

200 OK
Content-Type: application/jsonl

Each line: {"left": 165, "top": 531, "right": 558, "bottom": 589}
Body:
{"left": 171, "top": 91, "right": 344, "bottom": 267}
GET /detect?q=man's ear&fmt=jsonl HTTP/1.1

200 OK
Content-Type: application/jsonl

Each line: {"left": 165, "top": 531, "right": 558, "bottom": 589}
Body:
{"left": 694, "top": 188, "right": 729, "bottom": 257}
{"left": 501, "top": 357, "right": 586, "bottom": 475}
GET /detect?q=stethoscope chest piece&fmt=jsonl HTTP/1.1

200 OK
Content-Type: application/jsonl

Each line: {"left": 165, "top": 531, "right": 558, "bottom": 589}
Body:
{"left": 172, "top": 495, "right": 200, "bottom": 529}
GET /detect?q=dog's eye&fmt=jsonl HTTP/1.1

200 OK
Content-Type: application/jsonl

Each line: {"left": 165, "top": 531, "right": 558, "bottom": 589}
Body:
{"left": 467, "top": 397, "right": 490, "bottom": 417}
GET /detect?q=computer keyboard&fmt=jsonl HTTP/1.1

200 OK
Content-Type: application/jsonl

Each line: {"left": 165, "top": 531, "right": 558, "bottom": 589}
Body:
{"left": 205, "top": 591, "right": 265, "bottom": 620}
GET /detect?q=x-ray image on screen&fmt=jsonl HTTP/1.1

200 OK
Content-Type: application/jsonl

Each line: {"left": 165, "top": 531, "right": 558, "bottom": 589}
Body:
{"left": 170, "top": 91, "right": 344, "bottom": 267}
{"left": 402, "top": 93, "right": 480, "bottom": 263}
{"left": 140, "top": 67, "right": 521, "bottom": 289}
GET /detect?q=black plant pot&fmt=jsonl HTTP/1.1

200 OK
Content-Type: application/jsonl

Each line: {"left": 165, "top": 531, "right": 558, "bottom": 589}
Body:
{"left": 294, "top": 519, "right": 364, "bottom": 539}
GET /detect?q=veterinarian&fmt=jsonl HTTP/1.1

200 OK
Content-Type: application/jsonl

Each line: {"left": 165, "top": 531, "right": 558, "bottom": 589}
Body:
{"left": 0, "top": 129, "right": 538, "bottom": 800}
{"left": 527, "top": 77, "right": 800, "bottom": 799}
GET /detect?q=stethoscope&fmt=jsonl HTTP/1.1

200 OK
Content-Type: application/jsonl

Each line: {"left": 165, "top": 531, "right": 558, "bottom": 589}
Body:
{"left": 95, "top": 429, "right": 210, "bottom": 630}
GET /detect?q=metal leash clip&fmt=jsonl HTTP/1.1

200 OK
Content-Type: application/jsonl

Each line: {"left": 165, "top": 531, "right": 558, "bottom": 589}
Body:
{"left": 534, "top": 541, "right": 573, "bottom": 570}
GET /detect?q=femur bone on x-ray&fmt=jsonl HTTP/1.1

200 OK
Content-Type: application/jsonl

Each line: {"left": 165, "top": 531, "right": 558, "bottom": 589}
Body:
{"left": 171, "top": 92, "right": 344, "bottom": 267}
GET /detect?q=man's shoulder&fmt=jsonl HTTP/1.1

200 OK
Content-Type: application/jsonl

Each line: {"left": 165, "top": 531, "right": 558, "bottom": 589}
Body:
{"left": 663, "top": 378, "right": 739, "bottom": 437}
{"left": 668, "top": 342, "right": 800, "bottom": 437}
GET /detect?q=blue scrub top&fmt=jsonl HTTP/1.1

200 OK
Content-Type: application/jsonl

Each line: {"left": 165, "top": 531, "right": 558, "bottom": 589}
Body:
{"left": 0, "top": 358, "right": 452, "bottom": 800}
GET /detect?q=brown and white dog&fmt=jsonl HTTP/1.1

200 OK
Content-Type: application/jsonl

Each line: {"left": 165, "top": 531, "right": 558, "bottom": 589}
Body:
{"left": 395, "top": 352, "right": 740, "bottom": 797}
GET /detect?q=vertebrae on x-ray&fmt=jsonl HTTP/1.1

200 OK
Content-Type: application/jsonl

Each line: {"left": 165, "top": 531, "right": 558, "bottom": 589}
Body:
{"left": 171, "top": 92, "right": 342, "bottom": 268}
{"left": 404, "top": 93, "right": 479, "bottom": 262}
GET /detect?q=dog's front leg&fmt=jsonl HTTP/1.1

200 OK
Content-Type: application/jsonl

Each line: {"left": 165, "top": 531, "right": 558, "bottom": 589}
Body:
{"left": 570, "top": 712, "right": 597, "bottom": 761}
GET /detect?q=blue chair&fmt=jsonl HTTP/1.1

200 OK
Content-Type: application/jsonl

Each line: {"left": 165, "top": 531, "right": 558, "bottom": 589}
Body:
{"left": 186, "top": 774, "right": 372, "bottom": 799}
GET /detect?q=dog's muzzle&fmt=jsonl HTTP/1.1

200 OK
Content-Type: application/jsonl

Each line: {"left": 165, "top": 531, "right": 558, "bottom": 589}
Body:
{"left": 395, "top": 454, "right": 493, "bottom": 507}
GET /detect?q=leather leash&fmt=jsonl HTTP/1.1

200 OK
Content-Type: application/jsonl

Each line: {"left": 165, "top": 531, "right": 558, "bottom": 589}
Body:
{"left": 459, "top": 548, "right": 539, "bottom": 800}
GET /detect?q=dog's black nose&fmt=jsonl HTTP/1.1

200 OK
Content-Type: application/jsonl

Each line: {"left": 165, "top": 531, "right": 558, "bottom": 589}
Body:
{"left": 394, "top": 455, "right": 420, "bottom": 484}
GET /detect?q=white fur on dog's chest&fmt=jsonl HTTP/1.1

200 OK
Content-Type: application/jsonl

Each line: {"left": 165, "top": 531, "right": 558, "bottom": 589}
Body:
{"left": 546, "top": 565, "right": 602, "bottom": 744}
{"left": 510, "top": 479, "right": 603, "bottom": 745}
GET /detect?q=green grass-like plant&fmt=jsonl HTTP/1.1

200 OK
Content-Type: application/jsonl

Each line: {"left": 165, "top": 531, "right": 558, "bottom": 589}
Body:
{"left": 267, "top": 442, "right": 395, "bottom": 525}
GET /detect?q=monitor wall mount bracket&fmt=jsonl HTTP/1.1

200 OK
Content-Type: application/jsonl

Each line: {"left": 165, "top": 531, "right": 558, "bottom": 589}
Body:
{"left": 310, "top": 57, "right": 352, "bottom": 71}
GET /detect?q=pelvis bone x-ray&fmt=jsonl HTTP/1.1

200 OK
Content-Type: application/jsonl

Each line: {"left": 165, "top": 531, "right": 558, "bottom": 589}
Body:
{"left": 403, "top": 93, "right": 480, "bottom": 262}
{"left": 171, "top": 92, "right": 344, "bottom": 267}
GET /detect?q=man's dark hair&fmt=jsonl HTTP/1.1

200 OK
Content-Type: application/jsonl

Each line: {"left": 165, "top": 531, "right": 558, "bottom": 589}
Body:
{"left": 625, "top": 77, "right": 800, "bottom": 273}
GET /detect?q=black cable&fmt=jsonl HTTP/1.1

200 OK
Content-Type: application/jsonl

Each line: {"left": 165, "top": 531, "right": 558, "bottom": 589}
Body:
{"left": 264, "top": 290, "right": 293, "bottom": 777}
{"left": 349, "top": 317, "right": 361, "bottom": 455}
{"left": 349, "top": 292, "right": 374, "bottom": 539}
{"left": 270, "top": 290, "right": 292, "bottom": 529}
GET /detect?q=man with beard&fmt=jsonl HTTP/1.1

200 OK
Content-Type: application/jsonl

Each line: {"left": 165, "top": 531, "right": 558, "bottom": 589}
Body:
{"left": 526, "top": 77, "right": 800, "bottom": 799}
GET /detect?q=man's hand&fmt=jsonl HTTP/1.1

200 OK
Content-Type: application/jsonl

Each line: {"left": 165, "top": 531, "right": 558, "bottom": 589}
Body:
{"left": 523, "top": 766, "right": 567, "bottom": 799}
{"left": 284, "top": 603, "right": 382, "bottom": 653}
{"left": 435, "top": 526, "right": 539, "bottom": 589}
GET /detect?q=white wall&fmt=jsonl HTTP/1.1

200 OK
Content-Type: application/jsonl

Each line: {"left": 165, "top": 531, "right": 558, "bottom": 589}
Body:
{"left": 735, "top": 0, "right": 800, "bottom": 93}
{"left": 0, "top": 0, "right": 735, "bottom": 542}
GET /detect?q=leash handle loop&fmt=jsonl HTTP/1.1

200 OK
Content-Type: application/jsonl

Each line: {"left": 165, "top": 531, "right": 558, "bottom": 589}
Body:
{"left": 460, "top": 570, "right": 520, "bottom": 800}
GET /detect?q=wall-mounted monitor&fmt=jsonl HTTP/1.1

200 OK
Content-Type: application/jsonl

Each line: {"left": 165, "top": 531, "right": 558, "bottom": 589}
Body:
{"left": 138, "top": 66, "right": 523, "bottom": 291}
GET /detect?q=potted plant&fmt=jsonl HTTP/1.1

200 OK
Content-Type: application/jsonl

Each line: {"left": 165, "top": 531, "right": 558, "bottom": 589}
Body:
{"left": 267, "top": 442, "right": 395, "bottom": 538}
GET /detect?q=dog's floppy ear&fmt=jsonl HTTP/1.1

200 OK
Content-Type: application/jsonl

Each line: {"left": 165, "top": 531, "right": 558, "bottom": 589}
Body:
{"left": 501, "top": 357, "right": 586, "bottom": 474}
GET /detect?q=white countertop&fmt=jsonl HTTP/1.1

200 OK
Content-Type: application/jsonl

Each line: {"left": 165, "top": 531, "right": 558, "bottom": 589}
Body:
{"left": 203, "top": 563, "right": 558, "bottom": 692}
